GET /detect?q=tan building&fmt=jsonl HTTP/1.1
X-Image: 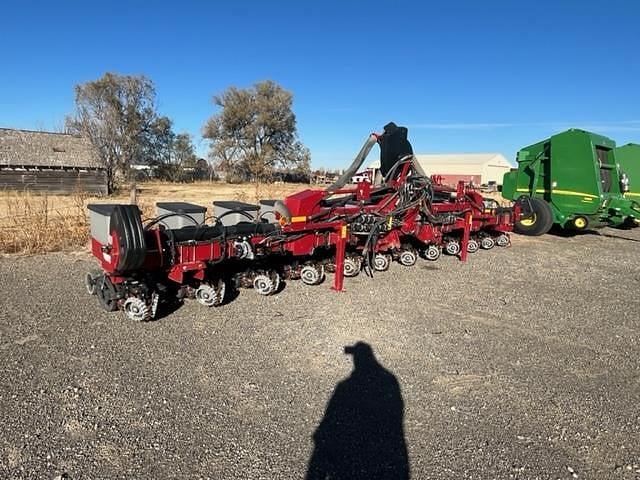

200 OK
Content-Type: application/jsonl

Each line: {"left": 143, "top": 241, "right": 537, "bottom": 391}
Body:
{"left": 369, "top": 153, "right": 513, "bottom": 186}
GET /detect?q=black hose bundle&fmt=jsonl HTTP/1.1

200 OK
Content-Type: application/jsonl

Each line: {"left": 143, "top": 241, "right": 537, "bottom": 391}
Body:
{"left": 144, "top": 212, "right": 204, "bottom": 265}
{"left": 358, "top": 158, "right": 437, "bottom": 275}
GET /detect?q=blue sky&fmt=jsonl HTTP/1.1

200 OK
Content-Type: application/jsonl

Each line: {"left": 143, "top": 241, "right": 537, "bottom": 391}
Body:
{"left": 2, "top": 0, "right": 639, "bottom": 168}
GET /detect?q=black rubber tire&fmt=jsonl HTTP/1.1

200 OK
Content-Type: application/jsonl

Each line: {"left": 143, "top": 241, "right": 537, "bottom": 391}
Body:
{"left": 515, "top": 198, "right": 554, "bottom": 236}
{"left": 96, "top": 275, "right": 118, "bottom": 312}
{"left": 571, "top": 216, "right": 589, "bottom": 231}
{"left": 110, "top": 205, "right": 146, "bottom": 273}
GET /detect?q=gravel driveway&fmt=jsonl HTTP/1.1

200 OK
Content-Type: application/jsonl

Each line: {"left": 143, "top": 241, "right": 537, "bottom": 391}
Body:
{"left": 1, "top": 228, "right": 639, "bottom": 479}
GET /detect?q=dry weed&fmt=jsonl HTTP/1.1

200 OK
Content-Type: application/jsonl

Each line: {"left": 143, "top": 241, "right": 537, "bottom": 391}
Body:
{"left": 0, "top": 189, "right": 89, "bottom": 254}
{"left": 0, "top": 181, "right": 310, "bottom": 254}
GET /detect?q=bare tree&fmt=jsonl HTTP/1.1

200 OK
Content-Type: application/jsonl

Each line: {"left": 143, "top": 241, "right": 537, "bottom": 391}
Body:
{"left": 66, "top": 72, "right": 173, "bottom": 193}
{"left": 203, "top": 80, "right": 311, "bottom": 182}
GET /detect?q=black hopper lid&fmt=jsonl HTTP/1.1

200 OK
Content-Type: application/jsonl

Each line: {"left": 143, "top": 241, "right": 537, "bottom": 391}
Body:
{"left": 213, "top": 201, "right": 260, "bottom": 211}
{"left": 156, "top": 202, "right": 206, "bottom": 213}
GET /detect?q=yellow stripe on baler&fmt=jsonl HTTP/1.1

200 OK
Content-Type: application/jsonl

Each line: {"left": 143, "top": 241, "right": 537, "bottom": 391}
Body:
{"left": 290, "top": 216, "right": 307, "bottom": 223}
{"left": 516, "top": 188, "right": 598, "bottom": 199}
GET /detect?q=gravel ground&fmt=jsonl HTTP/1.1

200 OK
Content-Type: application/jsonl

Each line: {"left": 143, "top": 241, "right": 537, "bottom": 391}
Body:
{"left": 1, "top": 228, "right": 639, "bottom": 479}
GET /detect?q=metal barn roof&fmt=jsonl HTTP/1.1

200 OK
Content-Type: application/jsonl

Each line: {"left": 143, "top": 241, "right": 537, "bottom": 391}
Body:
{"left": 0, "top": 128, "right": 101, "bottom": 169}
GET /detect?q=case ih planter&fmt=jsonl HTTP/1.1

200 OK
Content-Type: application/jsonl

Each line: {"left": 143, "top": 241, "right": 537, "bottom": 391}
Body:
{"left": 503, "top": 129, "right": 640, "bottom": 235}
{"left": 86, "top": 123, "right": 516, "bottom": 321}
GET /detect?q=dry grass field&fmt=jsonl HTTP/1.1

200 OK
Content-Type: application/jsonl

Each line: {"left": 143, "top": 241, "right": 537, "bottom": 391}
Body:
{"left": 0, "top": 181, "right": 307, "bottom": 254}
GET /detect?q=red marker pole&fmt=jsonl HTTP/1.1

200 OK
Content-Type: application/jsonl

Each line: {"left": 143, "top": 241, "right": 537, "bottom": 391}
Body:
{"left": 460, "top": 211, "right": 472, "bottom": 262}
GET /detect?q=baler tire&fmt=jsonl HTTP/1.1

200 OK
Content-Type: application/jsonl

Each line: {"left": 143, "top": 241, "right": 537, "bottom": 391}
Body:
{"left": 572, "top": 216, "right": 589, "bottom": 231}
{"left": 515, "top": 198, "right": 553, "bottom": 236}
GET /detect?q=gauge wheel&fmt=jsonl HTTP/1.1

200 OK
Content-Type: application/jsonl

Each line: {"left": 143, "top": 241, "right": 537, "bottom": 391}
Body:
{"left": 96, "top": 275, "right": 118, "bottom": 312}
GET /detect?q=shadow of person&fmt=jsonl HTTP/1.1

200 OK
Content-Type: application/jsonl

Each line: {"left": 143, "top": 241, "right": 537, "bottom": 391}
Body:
{"left": 306, "top": 342, "right": 410, "bottom": 480}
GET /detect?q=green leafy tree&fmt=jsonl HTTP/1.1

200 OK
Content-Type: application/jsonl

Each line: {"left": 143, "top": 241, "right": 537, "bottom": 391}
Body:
{"left": 172, "top": 133, "right": 197, "bottom": 170}
{"left": 66, "top": 72, "right": 173, "bottom": 192}
{"left": 203, "top": 80, "right": 311, "bottom": 182}
{"left": 152, "top": 132, "right": 199, "bottom": 181}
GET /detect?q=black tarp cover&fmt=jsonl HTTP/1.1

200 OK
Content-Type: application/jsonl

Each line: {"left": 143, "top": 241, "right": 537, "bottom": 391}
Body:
{"left": 378, "top": 122, "right": 414, "bottom": 177}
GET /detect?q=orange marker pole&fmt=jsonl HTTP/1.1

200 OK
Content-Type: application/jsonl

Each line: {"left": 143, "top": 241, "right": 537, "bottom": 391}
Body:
{"left": 332, "top": 224, "right": 347, "bottom": 292}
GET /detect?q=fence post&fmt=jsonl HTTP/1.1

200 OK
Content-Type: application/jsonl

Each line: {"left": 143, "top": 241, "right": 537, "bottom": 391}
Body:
{"left": 130, "top": 183, "right": 138, "bottom": 205}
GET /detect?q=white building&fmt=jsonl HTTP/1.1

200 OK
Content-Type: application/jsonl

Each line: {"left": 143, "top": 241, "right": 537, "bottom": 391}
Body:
{"left": 369, "top": 153, "right": 513, "bottom": 186}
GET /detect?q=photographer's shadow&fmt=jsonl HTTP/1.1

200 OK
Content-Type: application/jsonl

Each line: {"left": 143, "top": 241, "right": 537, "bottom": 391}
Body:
{"left": 306, "top": 342, "right": 410, "bottom": 480}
